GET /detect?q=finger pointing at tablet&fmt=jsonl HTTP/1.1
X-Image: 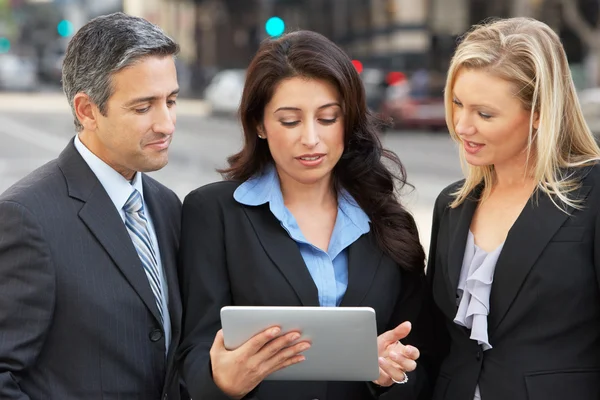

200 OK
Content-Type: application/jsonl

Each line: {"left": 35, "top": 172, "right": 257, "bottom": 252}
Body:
{"left": 373, "top": 321, "right": 420, "bottom": 387}
{"left": 210, "top": 327, "right": 311, "bottom": 399}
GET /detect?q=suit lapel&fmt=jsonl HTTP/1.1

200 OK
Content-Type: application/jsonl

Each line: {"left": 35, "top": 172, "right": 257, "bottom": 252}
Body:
{"left": 339, "top": 233, "right": 383, "bottom": 306}
{"left": 488, "top": 184, "right": 591, "bottom": 336}
{"left": 143, "top": 178, "right": 182, "bottom": 378}
{"left": 143, "top": 178, "right": 182, "bottom": 331}
{"left": 444, "top": 188, "right": 479, "bottom": 314}
{"left": 79, "top": 191, "right": 163, "bottom": 324}
{"left": 243, "top": 205, "right": 382, "bottom": 307}
{"left": 58, "top": 140, "right": 162, "bottom": 325}
{"left": 243, "top": 205, "right": 320, "bottom": 306}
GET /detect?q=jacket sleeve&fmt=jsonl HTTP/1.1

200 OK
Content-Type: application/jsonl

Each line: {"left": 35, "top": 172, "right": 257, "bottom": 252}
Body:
{"left": 425, "top": 191, "right": 452, "bottom": 387}
{"left": 594, "top": 196, "right": 600, "bottom": 310}
{"left": 0, "top": 200, "right": 55, "bottom": 400}
{"left": 373, "top": 266, "right": 437, "bottom": 400}
{"left": 378, "top": 190, "right": 454, "bottom": 400}
{"left": 176, "top": 189, "right": 259, "bottom": 400}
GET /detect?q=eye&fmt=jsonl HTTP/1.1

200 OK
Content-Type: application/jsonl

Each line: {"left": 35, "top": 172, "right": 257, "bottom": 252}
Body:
{"left": 478, "top": 112, "right": 492, "bottom": 120}
{"left": 452, "top": 99, "right": 462, "bottom": 107}
{"left": 167, "top": 99, "right": 177, "bottom": 107}
{"left": 319, "top": 118, "right": 338, "bottom": 125}
{"left": 281, "top": 121, "right": 300, "bottom": 127}
{"left": 135, "top": 107, "right": 150, "bottom": 114}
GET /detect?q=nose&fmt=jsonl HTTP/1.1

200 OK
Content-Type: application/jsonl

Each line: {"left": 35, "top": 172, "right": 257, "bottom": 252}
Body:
{"left": 153, "top": 104, "right": 176, "bottom": 135}
{"left": 300, "top": 120, "right": 320, "bottom": 148}
{"left": 453, "top": 109, "right": 476, "bottom": 137}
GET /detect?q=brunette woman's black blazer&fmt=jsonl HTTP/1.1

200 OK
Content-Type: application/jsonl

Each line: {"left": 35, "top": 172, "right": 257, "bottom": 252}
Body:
{"left": 428, "top": 164, "right": 600, "bottom": 400}
{"left": 177, "top": 181, "right": 437, "bottom": 400}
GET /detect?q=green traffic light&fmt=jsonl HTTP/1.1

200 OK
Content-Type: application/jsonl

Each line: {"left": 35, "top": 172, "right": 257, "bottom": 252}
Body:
{"left": 57, "top": 20, "right": 74, "bottom": 37}
{"left": 0, "top": 38, "right": 10, "bottom": 54}
{"left": 265, "top": 17, "right": 285, "bottom": 37}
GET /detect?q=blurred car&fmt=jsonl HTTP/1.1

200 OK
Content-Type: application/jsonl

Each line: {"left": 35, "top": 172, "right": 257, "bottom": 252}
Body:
{"left": 0, "top": 53, "right": 39, "bottom": 91}
{"left": 204, "top": 69, "right": 246, "bottom": 116}
{"left": 361, "top": 67, "right": 387, "bottom": 112}
{"left": 380, "top": 81, "right": 446, "bottom": 131}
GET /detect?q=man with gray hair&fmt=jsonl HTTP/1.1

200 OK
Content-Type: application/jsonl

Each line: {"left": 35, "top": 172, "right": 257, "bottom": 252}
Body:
{"left": 0, "top": 12, "right": 186, "bottom": 400}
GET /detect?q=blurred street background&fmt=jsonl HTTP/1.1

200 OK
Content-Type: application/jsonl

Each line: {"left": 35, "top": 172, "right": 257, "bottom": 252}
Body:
{"left": 2, "top": 0, "right": 600, "bottom": 251}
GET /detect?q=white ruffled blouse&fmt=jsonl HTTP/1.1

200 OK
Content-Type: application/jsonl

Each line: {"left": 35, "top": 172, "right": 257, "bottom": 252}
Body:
{"left": 454, "top": 230, "right": 505, "bottom": 400}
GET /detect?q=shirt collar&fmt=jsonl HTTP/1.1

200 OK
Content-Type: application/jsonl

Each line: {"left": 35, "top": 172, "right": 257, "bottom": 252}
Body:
{"left": 233, "top": 164, "right": 370, "bottom": 232}
{"left": 233, "top": 163, "right": 279, "bottom": 206}
{"left": 74, "top": 134, "right": 144, "bottom": 212}
{"left": 337, "top": 190, "right": 371, "bottom": 233}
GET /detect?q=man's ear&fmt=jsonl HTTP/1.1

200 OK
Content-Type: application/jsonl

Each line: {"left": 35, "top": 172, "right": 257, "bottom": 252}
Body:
{"left": 74, "top": 93, "right": 100, "bottom": 131}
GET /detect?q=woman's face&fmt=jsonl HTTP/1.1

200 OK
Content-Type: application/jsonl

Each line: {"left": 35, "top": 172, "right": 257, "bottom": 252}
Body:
{"left": 261, "top": 76, "right": 345, "bottom": 187}
{"left": 451, "top": 67, "right": 537, "bottom": 169}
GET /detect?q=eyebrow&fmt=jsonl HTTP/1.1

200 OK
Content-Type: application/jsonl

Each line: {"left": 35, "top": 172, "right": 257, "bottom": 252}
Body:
{"left": 124, "top": 88, "right": 180, "bottom": 108}
{"left": 452, "top": 94, "right": 499, "bottom": 111}
{"left": 274, "top": 102, "right": 341, "bottom": 113}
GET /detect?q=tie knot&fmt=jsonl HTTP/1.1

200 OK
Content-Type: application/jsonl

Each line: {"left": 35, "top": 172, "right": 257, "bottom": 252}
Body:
{"left": 124, "top": 189, "right": 143, "bottom": 214}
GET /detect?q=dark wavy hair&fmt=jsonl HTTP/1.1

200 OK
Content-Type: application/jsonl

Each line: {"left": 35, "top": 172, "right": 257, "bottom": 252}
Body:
{"left": 220, "top": 30, "right": 424, "bottom": 272}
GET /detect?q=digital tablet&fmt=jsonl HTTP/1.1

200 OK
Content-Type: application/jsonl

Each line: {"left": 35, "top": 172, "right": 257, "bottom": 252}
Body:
{"left": 220, "top": 306, "right": 379, "bottom": 381}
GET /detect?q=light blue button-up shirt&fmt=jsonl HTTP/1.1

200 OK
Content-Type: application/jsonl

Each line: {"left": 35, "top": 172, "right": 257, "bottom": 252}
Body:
{"left": 234, "top": 164, "right": 371, "bottom": 307}
{"left": 74, "top": 135, "right": 171, "bottom": 353}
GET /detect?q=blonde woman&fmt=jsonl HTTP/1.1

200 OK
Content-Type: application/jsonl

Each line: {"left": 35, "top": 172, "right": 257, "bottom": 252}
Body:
{"left": 428, "top": 17, "right": 600, "bottom": 400}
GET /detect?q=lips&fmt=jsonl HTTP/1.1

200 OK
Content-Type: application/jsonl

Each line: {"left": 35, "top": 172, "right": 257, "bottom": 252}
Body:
{"left": 295, "top": 153, "right": 326, "bottom": 167}
{"left": 463, "top": 140, "right": 484, "bottom": 155}
{"left": 147, "top": 138, "right": 170, "bottom": 146}
{"left": 298, "top": 155, "right": 320, "bottom": 161}
{"left": 145, "top": 137, "right": 171, "bottom": 150}
{"left": 296, "top": 153, "right": 325, "bottom": 161}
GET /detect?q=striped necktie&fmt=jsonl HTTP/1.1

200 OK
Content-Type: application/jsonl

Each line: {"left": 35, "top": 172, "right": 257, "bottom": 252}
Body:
{"left": 123, "top": 189, "right": 164, "bottom": 326}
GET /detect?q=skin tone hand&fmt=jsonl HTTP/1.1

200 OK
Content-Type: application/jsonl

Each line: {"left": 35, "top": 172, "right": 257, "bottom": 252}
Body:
{"left": 373, "top": 321, "right": 420, "bottom": 387}
{"left": 210, "top": 326, "right": 311, "bottom": 399}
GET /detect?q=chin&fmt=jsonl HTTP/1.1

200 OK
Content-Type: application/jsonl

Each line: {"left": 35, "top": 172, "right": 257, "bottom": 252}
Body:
{"left": 139, "top": 157, "right": 169, "bottom": 173}
{"left": 292, "top": 169, "right": 332, "bottom": 185}
{"left": 464, "top": 154, "right": 491, "bottom": 167}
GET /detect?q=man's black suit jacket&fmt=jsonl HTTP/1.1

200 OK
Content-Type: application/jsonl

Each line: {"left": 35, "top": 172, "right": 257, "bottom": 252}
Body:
{"left": 0, "top": 141, "right": 183, "bottom": 400}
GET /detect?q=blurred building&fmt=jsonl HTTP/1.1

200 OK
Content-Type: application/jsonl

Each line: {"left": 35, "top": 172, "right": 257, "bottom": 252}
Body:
{"left": 1, "top": 0, "right": 121, "bottom": 86}
{"left": 140, "top": 0, "right": 480, "bottom": 93}
{"left": 129, "top": 0, "right": 444, "bottom": 94}
{"left": 119, "top": 0, "right": 600, "bottom": 95}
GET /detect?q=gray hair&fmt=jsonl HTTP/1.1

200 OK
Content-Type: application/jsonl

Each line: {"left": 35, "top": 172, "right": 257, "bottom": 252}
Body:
{"left": 62, "top": 12, "right": 180, "bottom": 131}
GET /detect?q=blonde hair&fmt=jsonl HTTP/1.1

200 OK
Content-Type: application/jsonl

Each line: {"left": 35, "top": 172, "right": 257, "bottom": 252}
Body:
{"left": 445, "top": 17, "right": 600, "bottom": 210}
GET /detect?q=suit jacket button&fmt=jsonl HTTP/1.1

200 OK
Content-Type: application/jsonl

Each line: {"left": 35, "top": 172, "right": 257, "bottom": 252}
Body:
{"left": 149, "top": 328, "right": 163, "bottom": 342}
{"left": 476, "top": 350, "right": 482, "bottom": 361}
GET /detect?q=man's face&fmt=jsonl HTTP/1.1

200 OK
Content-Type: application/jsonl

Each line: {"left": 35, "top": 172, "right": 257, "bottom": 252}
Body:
{"left": 81, "top": 55, "right": 179, "bottom": 179}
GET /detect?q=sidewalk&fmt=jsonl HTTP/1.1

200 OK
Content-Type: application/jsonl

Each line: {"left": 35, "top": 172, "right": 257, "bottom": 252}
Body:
{"left": 0, "top": 92, "right": 211, "bottom": 116}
